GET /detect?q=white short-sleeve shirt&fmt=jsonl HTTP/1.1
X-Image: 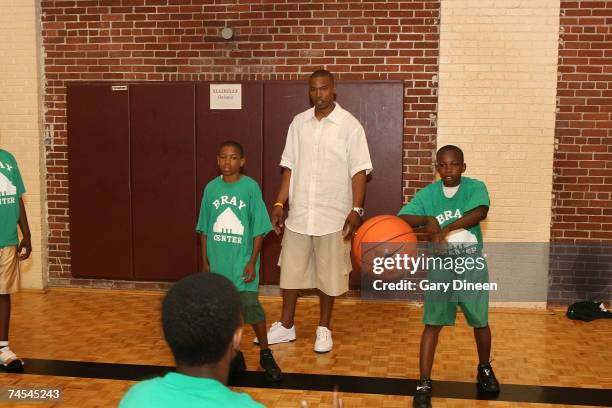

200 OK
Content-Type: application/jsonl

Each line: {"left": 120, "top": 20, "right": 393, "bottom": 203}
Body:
{"left": 280, "top": 103, "right": 373, "bottom": 236}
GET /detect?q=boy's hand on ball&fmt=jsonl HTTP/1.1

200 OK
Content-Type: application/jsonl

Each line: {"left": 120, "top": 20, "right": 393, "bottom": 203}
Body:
{"left": 430, "top": 229, "right": 450, "bottom": 254}
{"left": 422, "top": 216, "right": 442, "bottom": 236}
{"left": 430, "top": 229, "right": 448, "bottom": 244}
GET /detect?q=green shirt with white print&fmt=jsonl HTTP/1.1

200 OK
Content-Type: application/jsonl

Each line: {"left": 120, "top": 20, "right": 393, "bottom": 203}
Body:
{"left": 0, "top": 150, "right": 25, "bottom": 247}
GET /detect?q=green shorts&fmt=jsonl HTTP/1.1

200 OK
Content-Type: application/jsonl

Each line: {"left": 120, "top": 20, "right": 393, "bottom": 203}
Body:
{"left": 422, "top": 263, "right": 490, "bottom": 328}
{"left": 240, "top": 291, "right": 265, "bottom": 325}
{"left": 423, "top": 300, "right": 489, "bottom": 328}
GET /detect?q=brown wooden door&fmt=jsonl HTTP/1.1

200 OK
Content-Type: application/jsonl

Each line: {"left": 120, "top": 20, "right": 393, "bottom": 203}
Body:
{"left": 67, "top": 80, "right": 402, "bottom": 285}
{"left": 67, "top": 83, "right": 133, "bottom": 279}
{"left": 195, "top": 82, "right": 264, "bottom": 273}
{"left": 336, "top": 81, "right": 404, "bottom": 286}
{"left": 261, "top": 82, "right": 311, "bottom": 284}
{"left": 130, "top": 83, "right": 197, "bottom": 281}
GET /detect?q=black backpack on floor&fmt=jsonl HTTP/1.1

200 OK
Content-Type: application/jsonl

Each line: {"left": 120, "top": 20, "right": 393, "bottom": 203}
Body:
{"left": 566, "top": 301, "right": 612, "bottom": 322}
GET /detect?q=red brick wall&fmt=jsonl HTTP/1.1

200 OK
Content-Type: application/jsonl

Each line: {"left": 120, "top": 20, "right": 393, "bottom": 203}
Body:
{"left": 40, "top": 0, "right": 440, "bottom": 287}
{"left": 553, "top": 0, "right": 612, "bottom": 243}
{"left": 549, "top": 0, "right": 612, "bottom": 303}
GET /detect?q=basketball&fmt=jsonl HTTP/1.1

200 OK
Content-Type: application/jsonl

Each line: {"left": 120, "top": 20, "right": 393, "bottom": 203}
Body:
{"left": 352, "top": 215, "right": 418, "bottom": 272}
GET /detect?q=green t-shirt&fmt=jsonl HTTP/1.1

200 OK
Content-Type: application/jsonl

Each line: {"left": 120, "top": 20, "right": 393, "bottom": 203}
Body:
{"left": 398, "top": 177, "right": 490, "bottom": 255}
{"left": 0, "top": 150, "right": 25, "bottom": 247}
{"left": 196, "top": 175, "right": 272, "bottom": 292}
{"left": 119, "top": 372, "right": 265, "bottom": 408}
{"left": 398, "top": 177, "right": 491, "bottom": 300}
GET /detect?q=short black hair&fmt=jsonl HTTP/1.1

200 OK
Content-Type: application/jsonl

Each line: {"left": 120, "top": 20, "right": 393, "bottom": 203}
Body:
{"left": 162, "top": 273, "right": 242, "bottom": 367}
{"left": 436, "top": 144, "right": 464, "bottom": 163}
{"left": 310, "top": 69, "right": 334, "bottom": 83}
{"left": 219, "top": 140, "right": 244, "bottom": 157}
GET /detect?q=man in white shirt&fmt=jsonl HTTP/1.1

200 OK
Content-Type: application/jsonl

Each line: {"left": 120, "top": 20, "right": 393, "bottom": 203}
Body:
{"left": 264, "top": 70, "right": 373, "bottom": 353}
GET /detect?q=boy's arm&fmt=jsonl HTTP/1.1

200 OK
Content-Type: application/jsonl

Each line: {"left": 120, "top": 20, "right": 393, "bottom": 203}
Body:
{"left": 397, "top": 188, "right": 440, "bottom": 236}
{"left": 399, "top": 214, "right": 441, "bottom": 236}
{"left": 243, "top": 235, "right": 264, "bottom": 283}
{"left": 17, "top": 198, "right": 32, "bottom": 260}
{"left": 431, "top": 205, "right": 488, "bottom": 243}
{"left": 199, "top": 234, "right": 210, "bottom": 272}
{"left": 271, "top": 168, "right": 291, "bottom": 235}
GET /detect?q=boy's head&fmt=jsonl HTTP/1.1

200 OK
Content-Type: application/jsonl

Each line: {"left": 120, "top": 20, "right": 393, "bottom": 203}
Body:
{"left": 162, "top": 272, "right": 243, "bottom": 368}
{"left": 217, "top": 140, "right": 245, "bottom": 178}
{"left": 309, "top": 69, "right": 336, "bottom": 112}
{"left": 436, "top": 145, "right": 466, "bottom": 187}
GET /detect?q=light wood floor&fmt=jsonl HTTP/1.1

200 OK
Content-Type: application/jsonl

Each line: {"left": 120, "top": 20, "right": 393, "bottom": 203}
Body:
{"left": 0, "top": 290, "right": 608, "bottom": 407}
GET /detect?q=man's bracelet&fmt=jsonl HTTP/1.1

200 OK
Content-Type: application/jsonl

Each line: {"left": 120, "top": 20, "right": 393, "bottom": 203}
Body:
{"left": 274, "top": 202, "right": 284, "bottom": 208}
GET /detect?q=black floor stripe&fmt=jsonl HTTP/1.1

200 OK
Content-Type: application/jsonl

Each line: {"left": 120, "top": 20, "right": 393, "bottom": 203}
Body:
{"left": 0, "top": 358, "right": 608, "bottom": 407}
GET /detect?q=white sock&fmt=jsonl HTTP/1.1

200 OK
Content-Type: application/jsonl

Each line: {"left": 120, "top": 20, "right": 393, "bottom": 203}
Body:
{"left": 0, "top": 341, "right": 9, "bottom": 349}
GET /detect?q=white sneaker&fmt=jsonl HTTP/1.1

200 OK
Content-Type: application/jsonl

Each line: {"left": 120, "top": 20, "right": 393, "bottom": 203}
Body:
{"left": 314, "top": 326, "right": 333, "bottom": 353}
{"left": 253, "top": 321, "right": 296, "bottom": 345}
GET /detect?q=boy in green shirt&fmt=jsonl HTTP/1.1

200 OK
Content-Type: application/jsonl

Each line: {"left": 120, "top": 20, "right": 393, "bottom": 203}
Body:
{"left": 119, "top": 272, "right": 265, "bottom": 408}
{"left": 398, "top": 145, "right": 500, "bottom": 408}
{"left": 0, "top": 149, "right": 31, "bottom": 370}
{"left": 196, "top": 141, "right": 281, "bottom": 382}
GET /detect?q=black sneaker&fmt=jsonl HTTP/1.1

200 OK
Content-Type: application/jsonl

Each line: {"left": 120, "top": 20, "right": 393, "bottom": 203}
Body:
{"left": 477, "top": 362, "right": 500, "bottom": 393}
{"left": 260, "top": 348, "right": 282, "bottom": 382}
{"left": 0, "top": 347, "right": 24, "bottom": 373}
{"left": 230, "top": 350, "right": 246, "bottom": 374}
{"left": 413, "top": 378, "right": 432, "bottom": 408}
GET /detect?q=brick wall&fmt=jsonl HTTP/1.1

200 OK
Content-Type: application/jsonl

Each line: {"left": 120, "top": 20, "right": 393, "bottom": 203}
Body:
{"left": 437, "top": 0, "right": 559, "bottom": 243}
{"left": 40, "top": 0, "right": 440, "bottom": 288}
{"left": 552, "top": 0, "right": 612, "bottom": 243}
{"left": 549, "top": 0, "right": 612, "bottom": 304}
{"left": 0, "top": 0, "right": 46, "bottom": 290}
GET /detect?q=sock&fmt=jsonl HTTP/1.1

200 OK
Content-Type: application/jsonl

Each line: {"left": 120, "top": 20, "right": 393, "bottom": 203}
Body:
{"left": 0, "top": 341, "right": 8, "bottom": 349}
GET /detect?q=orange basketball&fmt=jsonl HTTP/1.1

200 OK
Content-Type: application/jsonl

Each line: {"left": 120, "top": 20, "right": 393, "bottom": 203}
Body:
{"left": 352, "top": 215, "right": 418, "bottom": 271}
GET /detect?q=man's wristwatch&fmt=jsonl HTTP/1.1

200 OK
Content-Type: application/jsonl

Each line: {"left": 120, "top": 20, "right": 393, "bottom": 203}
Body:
{"left": 352, "top": 207, "right": 365, "bottom": 217}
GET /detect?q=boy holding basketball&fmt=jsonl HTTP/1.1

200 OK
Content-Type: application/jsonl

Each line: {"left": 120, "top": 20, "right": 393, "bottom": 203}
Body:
{"left": 196, "top": 140, "right": 282, "bottom": 382}
{"left": 398, "top": 145, "right": 499, "bottom": 408}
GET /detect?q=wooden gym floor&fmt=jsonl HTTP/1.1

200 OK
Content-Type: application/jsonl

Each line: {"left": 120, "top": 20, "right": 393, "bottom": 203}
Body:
{"left": 0, "top": 290, "right": 609, "bottom": 407}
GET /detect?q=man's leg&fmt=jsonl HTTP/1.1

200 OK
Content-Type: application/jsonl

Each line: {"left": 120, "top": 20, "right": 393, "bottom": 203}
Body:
{"left": 318, "top": 290, "right": 334, "bottom": 328}
{"left": 314, "top": 291, "right": 334, "bottom": 353}
{"left": 278, "top": 229, "right": 314, "bottom": 329}
{"left": 263, "top": 230, "right": 309, "bottom": 345}
{"left": 280, "top": 289, "right": 299, "bottom": 328}
{"left": 312, "top": 231, "right": 348, "bottom": 353}
{"left": 313, "top": 230, "right": 349, "bottom": 329}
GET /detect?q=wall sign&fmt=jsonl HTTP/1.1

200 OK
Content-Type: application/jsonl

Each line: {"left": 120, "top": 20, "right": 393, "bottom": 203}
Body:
{"left": 210, "top": 84, "right": 242, "bottom": 109}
